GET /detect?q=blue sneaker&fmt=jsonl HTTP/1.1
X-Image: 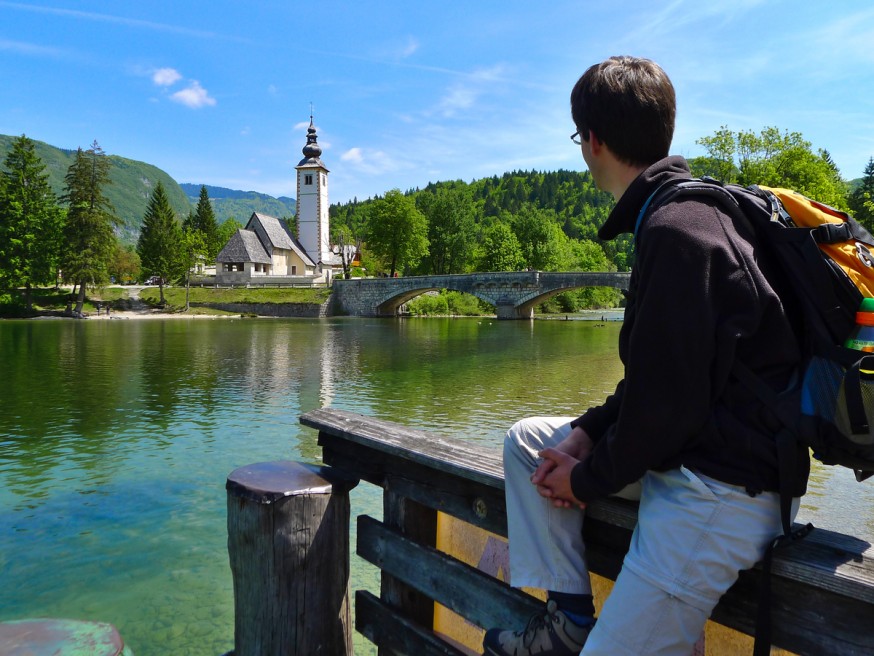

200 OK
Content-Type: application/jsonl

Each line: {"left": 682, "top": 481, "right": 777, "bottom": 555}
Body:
{"left": 482, "top": 600, "right": 592, "bottom": 656}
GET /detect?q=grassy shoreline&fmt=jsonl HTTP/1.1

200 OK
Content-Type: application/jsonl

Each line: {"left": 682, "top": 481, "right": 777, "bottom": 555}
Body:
{"left": 0, "top": 285, "right": 331, "bottom": 318}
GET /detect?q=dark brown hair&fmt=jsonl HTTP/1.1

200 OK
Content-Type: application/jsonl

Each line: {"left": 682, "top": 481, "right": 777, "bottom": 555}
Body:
{"left": 570, "top": 56, "right": 676, "bottom": 167}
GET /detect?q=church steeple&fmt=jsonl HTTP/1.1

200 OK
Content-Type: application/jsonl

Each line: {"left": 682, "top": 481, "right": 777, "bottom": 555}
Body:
{"left": 298, "top": 115, "right": 324, "bottom": 166}
{"left": 295, "top": 113, "right": 331, "bottom": 273}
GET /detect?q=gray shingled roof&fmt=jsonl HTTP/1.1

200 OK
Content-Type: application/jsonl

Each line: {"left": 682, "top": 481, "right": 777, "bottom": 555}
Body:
{"left": 216, "top": 229, "right": 271, "bottom": 264}
{"left": 250, "top": 213, "right": 294, "bottom": 250}
{"left": 246, "top": 212, "right": 317, "bottom": 267}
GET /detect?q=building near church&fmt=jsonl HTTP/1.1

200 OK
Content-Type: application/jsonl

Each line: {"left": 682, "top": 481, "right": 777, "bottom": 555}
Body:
{"left": 215, "top": 117, "right": 341, "bottom": 284}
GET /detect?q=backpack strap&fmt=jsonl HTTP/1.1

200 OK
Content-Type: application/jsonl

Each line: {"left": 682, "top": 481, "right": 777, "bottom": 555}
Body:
{"left": 634, "top": 177, "right": 753, "bottom": 246}
{"left": 633, "top": 180, "right": 679, "bottom": 243}
{"left": 844, "top": 354, "right": 874, "bottom": 436}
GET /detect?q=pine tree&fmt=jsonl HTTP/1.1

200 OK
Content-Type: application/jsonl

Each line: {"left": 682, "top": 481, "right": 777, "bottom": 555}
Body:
{"left": 61, "top": 140, "right": 118, "bottom": 316}
{"left": 0, "top": 135, "right": 65, "bottom": 311}
{"left": 191, "top": 185, "right": 219, "bottom": 259}
{"left": 137, "top": 182, "right": 181, "bottom": 305}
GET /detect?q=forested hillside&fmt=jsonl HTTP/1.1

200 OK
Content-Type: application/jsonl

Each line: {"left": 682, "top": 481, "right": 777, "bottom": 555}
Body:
{"left": 0, "top": 135, "right": 297, "bottom": 243}
{"left": 179, "top": 183, "right": 295, "bottom": 225}
{"left": 330, "top": 168, "right": 628, "bottom": 270}
{"left": 0, "top": 134, "right": 191, "bottom": 243}
{"left": 332, "top": 128, "right": 872, "bottom": 283}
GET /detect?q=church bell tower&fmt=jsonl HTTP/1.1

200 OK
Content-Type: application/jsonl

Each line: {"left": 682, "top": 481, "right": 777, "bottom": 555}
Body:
{"left": 295, "top": 116, "right": 331, "bottom": 269}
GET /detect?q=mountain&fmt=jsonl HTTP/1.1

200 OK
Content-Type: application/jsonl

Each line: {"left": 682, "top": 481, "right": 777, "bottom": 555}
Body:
{"left": 0, "top": 134, "right": 295, "bottom": 244}
{"left": 179, "top": 183, "right": 295, "bottom": 224}
{"left": 0, "top": 134, "right": 192, "bottom": 243}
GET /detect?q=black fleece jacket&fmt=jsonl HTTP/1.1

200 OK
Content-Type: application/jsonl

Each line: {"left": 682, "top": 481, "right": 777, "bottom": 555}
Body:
{"left": 570, "top": 156, "right": 810, "bottom": 501}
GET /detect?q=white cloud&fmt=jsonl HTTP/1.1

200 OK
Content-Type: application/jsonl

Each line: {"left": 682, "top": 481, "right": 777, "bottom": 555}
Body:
{"left": 399, "top": 36, "right": 419, "bottom": 58}
{"left": 0, "top": 38, "right": 64, "bottom": 57}
{"left": 341, "top": 148, "right": 364, "bottom": 164}
{"left": 152, "top": 67, "right": 182, "bottom": 87}
{"left": 437, "top": 85, "right": 477, "bottom": 117}
{"left": 171, "top": 81, "right": 216, "bottom": 109}
{"left": 341, "top": 147, "right": 394, "bottom": 175}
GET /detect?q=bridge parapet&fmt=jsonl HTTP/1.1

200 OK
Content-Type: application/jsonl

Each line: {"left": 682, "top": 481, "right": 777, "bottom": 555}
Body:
{"left": 330, "top": 271, "right": 630, "bottom": 319}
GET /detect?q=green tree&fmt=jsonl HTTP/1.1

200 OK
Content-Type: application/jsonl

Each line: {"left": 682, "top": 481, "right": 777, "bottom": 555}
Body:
{"left": 137, "top": 182, "right": 181, "bottom": 304}
{"left": 697, "top": 126, "right": 848, "bottom": 209}
{"left": 365, "top": 189, "right": 428, "bottom": 276}
{"left": 185, "top": 185, "right": 219, "bottom": 259}
{"left": 108, "top": 243, "right": 141, "bottom": 285}
{"left": 510, "top": 204, "right": 566, "bottom": 270}
{"left": 850, "top": 157, "right": 874, "bottom": 232}
{"left": 216, "top": 216, "right": 243, "bottom": 251}
{"left": 61, "top": 140, "right": 119, "bottom": 316}
{"left": 553, "top": 239, "right": 621, "bottom": 310}
{"left": 179, "top": 226, "right": 207, "bottom": 311}
{"left": 0, "top": 135, "right": 65, "bottom": 311}
{"left": 416, "top": 185, "right": 476, "bottom": 274}
{"left": 474, "top": 222, "right": 524, "bottom": 272}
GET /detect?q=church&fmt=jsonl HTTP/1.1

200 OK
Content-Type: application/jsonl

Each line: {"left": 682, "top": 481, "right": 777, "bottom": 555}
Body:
{"left": 215, "top": 117, "right": 344, "bottom": 284}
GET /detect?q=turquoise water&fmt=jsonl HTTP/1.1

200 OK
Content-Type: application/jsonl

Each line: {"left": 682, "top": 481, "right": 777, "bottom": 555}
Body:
{"left": 0, "top": 316, "right": 870, "bottom": 655}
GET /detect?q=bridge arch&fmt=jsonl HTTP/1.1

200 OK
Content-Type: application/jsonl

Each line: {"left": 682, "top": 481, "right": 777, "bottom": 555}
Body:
{"left": 332, "top": 271, "right": 630, "bottom": 319}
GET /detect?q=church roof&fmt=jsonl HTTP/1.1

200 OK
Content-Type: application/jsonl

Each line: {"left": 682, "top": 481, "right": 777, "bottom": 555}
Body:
{"left": 245, "top": 212, "right": 317, "bottom": 267}
{"left": 216, "top": 229, "right": 271, "bottom": 264}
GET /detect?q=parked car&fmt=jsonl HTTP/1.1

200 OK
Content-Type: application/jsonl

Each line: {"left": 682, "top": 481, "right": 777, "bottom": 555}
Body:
{"left": 144, "top": 276, "right": 166, "bottom": 285}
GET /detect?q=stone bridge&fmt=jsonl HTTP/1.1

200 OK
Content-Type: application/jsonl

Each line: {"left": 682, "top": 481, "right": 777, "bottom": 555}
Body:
{"left": 330, "top": 271, "right": 630, "bottom": 319}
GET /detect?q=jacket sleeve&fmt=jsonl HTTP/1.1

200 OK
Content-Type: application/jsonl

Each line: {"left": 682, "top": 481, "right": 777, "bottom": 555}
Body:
{"left": 571, "top": 379, "right": 624, "bottom": 442}
{"left": 569, "top": 201, "right": 749, "bottom": 501}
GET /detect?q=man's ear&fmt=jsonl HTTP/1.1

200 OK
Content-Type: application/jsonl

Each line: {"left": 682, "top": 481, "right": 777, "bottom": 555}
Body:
{"left": 589, "top": 130, "right": 604, "bottom": 154}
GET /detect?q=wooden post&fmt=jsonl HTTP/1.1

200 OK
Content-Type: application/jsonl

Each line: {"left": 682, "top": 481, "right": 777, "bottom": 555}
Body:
{"left": 226, "top": 460, "right": 359, "bottom": 656}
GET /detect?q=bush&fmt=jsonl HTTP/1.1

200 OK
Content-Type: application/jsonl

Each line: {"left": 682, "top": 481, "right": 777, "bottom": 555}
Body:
{"left": 444, "top": 291, "right": 489, "bottom": 316}
{"left": 406, "top": 293, "right": 449, "bottom": 315}
{"left": 405, "top": 290, "right": 492, "bottom": 316}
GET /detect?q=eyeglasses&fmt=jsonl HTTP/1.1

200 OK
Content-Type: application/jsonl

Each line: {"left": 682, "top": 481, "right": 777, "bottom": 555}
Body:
{"left": 570, "top": 131, "right": 583, "bottom": 145}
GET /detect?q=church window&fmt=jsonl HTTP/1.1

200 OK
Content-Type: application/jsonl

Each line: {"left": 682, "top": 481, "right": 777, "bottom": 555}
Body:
{"left": 305, "top": 174, "right": 313, "bottom": 185}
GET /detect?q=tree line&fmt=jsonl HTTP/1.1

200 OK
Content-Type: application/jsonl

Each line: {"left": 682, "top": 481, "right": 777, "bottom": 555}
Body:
{"left": 0, "top": 135, "right": 240, "bottom": 315}
{"left": 331, "top": 126, "right": 874, "bottom": 311}
{"left": 2, "top": 127, "right": 874, "bottom": 316}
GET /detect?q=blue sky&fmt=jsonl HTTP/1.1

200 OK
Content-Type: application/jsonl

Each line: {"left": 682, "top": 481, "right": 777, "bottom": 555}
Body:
{"left": 2, "top": 1, "right": 873, "bottom": 204}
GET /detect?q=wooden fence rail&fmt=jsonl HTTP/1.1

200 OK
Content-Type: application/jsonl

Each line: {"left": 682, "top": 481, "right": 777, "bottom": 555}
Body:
{"left": 226, "top": 407, "right": 874, "bottom": 655}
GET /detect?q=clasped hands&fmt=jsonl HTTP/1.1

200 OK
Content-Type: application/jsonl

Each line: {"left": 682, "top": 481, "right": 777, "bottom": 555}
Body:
{"left": 531, "top": 425, "right": 592, "bottom": 509}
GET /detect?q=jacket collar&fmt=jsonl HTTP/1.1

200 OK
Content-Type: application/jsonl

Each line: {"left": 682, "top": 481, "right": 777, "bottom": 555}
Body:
{"left": 598, "top": 156, "right": 692, "bottom": 240}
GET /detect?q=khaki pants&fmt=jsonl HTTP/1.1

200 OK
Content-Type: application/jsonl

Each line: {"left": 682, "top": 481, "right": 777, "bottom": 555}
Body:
{"left": 504, "top": 417, "right": 796, "bottom": 656}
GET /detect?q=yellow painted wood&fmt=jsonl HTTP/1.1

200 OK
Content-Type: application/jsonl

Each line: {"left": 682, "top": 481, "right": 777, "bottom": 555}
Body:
{"left": 434, "top": 512, "right": 797, "bottom": 656}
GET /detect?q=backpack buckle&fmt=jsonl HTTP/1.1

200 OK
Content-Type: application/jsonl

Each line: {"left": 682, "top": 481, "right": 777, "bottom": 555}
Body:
{"left": 812, "top": 223, "right": 851, "bottom": 244}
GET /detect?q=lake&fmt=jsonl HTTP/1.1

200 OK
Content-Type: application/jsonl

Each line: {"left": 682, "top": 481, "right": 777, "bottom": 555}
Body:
{"left": 1, "top": 316, "right": 871, "bottom": 655}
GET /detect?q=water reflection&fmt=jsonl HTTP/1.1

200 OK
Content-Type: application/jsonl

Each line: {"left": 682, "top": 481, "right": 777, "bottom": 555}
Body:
{"left": 0, "top": 317, "right": 871, "bottom": 656}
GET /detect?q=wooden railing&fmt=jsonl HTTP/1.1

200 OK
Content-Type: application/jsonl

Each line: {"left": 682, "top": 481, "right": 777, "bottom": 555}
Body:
{"left": 226, "top": 408, "right": 874, "bottom": 655}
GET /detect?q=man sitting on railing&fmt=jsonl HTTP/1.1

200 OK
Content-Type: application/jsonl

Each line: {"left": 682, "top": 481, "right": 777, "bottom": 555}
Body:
{"left": 482, "top": 56, "right": 808, "bottom": 656}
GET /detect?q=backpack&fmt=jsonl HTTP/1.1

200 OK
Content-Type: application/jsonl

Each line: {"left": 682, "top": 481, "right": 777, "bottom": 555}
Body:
{"left": 636, "top": 178, "right": 874, "bottom": 654}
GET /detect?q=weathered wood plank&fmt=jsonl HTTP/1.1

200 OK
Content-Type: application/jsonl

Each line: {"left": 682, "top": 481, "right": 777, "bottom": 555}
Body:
{"left": 302, "top": 407, "right": 504, "bottom": 487}
{"left": 386, "top": 473, "right": 509, "bottom": 538}
{"left": 355, "top": 591, "right": 468, "bottom": 656}
{"left": 358, "top": 515, "right": 542, "bottom": 630}
{"left": 382, "top": 482, "right": 438, "bottom": 634}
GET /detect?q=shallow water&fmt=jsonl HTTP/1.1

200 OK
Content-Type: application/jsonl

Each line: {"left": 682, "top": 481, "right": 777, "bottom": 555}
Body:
{"left": 0, "top": 317, "right": 870, "bottom": 655}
